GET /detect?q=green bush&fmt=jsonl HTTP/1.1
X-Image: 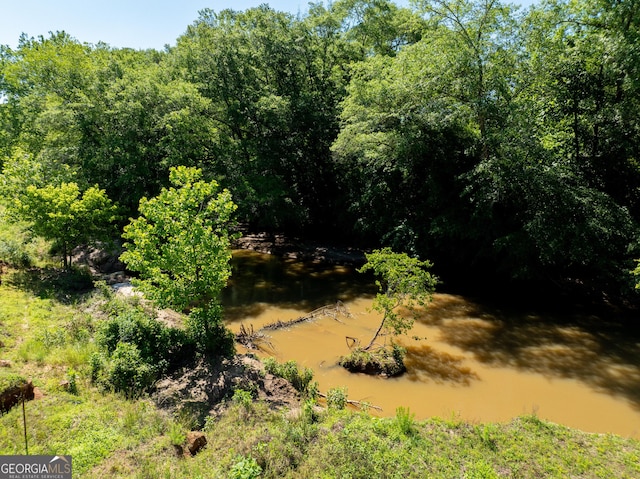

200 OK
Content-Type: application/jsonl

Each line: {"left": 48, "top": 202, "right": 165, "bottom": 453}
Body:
{"left": 92, "top": 302, "right": 195, "bottom": 397}
{"left": 0, "top": 215, "right": 43, "bottom": 268}
{"left": 232, "top": 388, "right": 254, "bottom": 410}
{"left": 66, "top": 368, "right": 79, "bottom": 395}
{"left": 185, "top": 306, "right": 235, "bottom": 357}
{"left": 0, "top": 234, "right": 32, "bottom": 268}
{"left": 97, "top": 307, "right": 170, "bottom": 366}
{"left": 326, "top": 387, "right": 348, "bottom": 410}
{"left": 339, "top": 344, "right": 406, "bottom": 377}
{"left": 103, "top": 342, "right": 153, "bottom": 398}
{"left": 395, "top": 406, "right": 415, "bottom": 436}
{"left": 230, "top": 455, "right": 262, "bottom": 479}
{"left": 262, "top": 358, "right": 315, "bottom": 396}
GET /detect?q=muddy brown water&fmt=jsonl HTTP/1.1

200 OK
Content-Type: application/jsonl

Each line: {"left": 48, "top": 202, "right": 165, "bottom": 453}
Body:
{"left": 223, "top": 250, "right": 640, "bottom": 438}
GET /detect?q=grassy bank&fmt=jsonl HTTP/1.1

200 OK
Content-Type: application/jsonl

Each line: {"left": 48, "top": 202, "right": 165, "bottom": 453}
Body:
{"left": 1, "top": 272, "right": 639, "bottom": 478}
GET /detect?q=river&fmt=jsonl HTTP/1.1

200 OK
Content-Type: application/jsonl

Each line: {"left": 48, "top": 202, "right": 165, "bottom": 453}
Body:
{"left": 222, "top": 250, "right": 640, "bottom": 438}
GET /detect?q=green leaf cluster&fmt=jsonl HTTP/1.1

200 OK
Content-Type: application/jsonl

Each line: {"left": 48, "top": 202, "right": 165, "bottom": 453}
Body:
{"left": 359, "top": 248, "right": 437, "bottom": 348}
{"left": 10, "top": 182, "right": 117, "bottom": 268}
{"left": 121, "top": 166, "right": 237, "bottom": 312}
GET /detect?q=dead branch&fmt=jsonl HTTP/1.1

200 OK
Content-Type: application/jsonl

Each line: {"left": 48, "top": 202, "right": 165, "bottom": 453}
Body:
{"left": 318, "top": 392, "right": 383, "bottom": 412}
{"left": 235, "top": 323, "right": 274, "bottom": 350}
{"left": 261, "top": 301, "right": 352, "bottom": 331}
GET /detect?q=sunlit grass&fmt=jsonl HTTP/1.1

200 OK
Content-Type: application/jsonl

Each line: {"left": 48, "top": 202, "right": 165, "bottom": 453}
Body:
{"left": 1, "top": 265, "right": 640, "bottom": 478}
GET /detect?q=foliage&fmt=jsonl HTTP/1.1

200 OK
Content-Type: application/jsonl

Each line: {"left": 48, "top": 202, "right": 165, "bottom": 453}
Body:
{"left": 96, "top": 306, "right": 184, "bottom": 366}
{"left": 91, "top": 299, "right": 193, "bottom": 396}
{"left": 8, "top": 182, "right": 118, "bottom": 269}
{"left": 98, "top": 342, "right": 154, "bottom": 399}
{"left": 358, "top": 248, "right": 437, "bottom": 350}
{"left": 0, "top": 214, "right": 39, "bottom": 268}
{"left": 339, "top": 344, "right": 406, "bottom": 376}
{"left": 184, "top": 306, "right": 235, "bottom": 357}
{"left": 174, "top": 6, "right": 351, "bottom": 232}
{"left": 65, "top": 368, "right": 79, "bottom": 395}
{"left": 395, "top": 406, "right": 415, "bottom": 436}
{"left": 232, "top": 389, "right": 255, "bottom": 410}
{"left": 121, "top": 166, "right": 236, "bottom": 311}
{"left": 326, "top": 387, "right": 348, "bottom": 410}
{"left": 168, "top": 422, "right": 186, "bottom": 447}
{"left": 3, "top": 0, "right": 640, "bottom": 296}
{"left": 230, "top": 455, "right": 263, "bottom": 479}
{"left": 262, "top": 357, "right": 316, "bottom": 397}
{"left": 121, "top": 166, "right": 237, "bottom": 355}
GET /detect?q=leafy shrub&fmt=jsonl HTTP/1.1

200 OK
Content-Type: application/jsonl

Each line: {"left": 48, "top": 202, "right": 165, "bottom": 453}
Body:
{"left": 185, "top": 306, "right": 235, "bottom": 357}
{"left": 102, "top": 342, "right": 153, "bottom": 398}
{"left": 0, "top": 233, "right": 32, "bottom": 267}
{"left": 98, "top": 308, "right": 161, "bottom": 359}
{"left": 326, "top": 387, "right": 348, "bottom": 410}
{"left": 395, "top": 406, "right": 415, "bottom": 436}
{"left": 168, "top": 422, "right": 186, "bottom": 447}
{"left": 66, "top": 368, "right": 79, "bottom": 395}
{"left": 339, "top": 344, "right": 406, "bottom": 377}
{"left": 232, "top": 388, "right": 254, "bottom": 409}
{"left": 92, "top": 302, "right": 194, "bottom": 397}
{"left": 0, "top": 215, "right": 45, "bottom": 268}
{"left": 262, "top": 358, "right": 315, "bottom": 396}
{"left": 230, "top": 455, "right": 262, "bottom": 479}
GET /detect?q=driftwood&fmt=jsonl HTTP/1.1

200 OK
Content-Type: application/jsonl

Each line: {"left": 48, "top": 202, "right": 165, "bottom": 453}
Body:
{"left": 261, "top": 301, "right": 352, "bottom": 331}
{"left": 235, "top": 323, "right": 274, "bottom": 351}
{"left": 318, "top": 392, "right": 383, "bottom": 412}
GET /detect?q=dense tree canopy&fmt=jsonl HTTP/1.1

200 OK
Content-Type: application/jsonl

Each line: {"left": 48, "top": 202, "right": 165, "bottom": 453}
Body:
{"left": 2, "top": 0, "right": 640, "bottom": 298}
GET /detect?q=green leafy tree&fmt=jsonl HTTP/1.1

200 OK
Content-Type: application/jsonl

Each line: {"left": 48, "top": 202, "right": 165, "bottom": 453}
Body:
{"left": 358, "top": 247, "right": 438, "bottom": 350}
{"left": 11, "top": 182, "right": 117, "bottom": 269}
{"left": 173, "top": 6, "right": 351, "bottom": 232}
{"left": 120, "top": 166, "right": 237, "bottom": 354}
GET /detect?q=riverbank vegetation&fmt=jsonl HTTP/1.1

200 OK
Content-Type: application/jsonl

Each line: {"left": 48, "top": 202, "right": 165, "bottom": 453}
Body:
{"left": 2, "top": 0, "right": 640, "bottom": 301}
{"left": 2, "top": 0, "right": 640, "bottom": 475}
{"left": 1, "top": 269, "right": 639, "bottom": 478}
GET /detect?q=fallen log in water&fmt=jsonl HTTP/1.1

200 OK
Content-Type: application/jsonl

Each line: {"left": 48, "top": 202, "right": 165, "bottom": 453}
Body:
{"left": 317, "top": 392, "right": 383, "bottom": 412}
{"left": 235, "top": 323, "right": 274, "bottom": 351}
{"left": 261, "top": 301, "right": 352, "bottom": 331}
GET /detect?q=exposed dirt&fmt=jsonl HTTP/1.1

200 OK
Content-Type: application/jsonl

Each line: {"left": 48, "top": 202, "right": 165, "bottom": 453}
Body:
{"left": 152, "top": 354, "right": 299, "bottom": 427}
{"left": 0, "top": 380, "right": 34, "bottom": 414}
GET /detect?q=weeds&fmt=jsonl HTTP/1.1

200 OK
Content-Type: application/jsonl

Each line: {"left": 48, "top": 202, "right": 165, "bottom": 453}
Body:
{"left": 395, "top": 406, "right": 415, "bottom": 436}
{"left": 263, "top": 357, "right": 316, "bottom": 397}
{"left": 326, "top": 387, "right": 348, "bottom": 410}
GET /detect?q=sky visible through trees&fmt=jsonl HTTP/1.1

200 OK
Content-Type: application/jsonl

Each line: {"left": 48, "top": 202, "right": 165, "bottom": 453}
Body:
{"left": 1, "top": 0, "right": 639, "bottom": 300}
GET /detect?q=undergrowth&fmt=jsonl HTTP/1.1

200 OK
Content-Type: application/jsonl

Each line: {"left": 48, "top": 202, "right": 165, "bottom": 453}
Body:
{"left": 1, "top": 269, "right": 640, "bottom": 478}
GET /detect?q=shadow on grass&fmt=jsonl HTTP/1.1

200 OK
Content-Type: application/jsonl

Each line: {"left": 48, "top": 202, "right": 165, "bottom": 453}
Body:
{"left": 418, "top": 294, "right": 640, "bottom": 409}
{"left": 7, "top": 266, "right": 94, "bottom": 303}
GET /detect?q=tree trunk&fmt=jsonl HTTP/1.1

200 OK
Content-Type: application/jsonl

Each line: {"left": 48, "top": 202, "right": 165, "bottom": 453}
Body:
{"left": 364, "top": 314, "right": 387, "bottom": 351}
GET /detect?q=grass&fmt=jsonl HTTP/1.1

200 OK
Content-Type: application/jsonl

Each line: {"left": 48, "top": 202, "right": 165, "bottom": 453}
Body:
{"left": 1, "top": 266, "right": 640, "bottom": 478}
{"left": 338, "top": 344, "right": 406, "bottom": 376}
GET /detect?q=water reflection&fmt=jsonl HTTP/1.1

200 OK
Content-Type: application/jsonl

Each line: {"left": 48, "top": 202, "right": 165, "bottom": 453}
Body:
{"left": 418, "top": 294, "right": 640, "bottom": 412}
{"left": 223, "top": 250, "right": 640, "bottom": 436}
{"left": 222, "top": 250, "right": 375, "bottom": 323}
{"left": 403, "top": 343, "right": 479, "bottom": 386}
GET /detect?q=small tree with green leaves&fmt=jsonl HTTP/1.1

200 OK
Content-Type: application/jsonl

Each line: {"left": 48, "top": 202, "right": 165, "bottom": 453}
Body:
{"left": 120, "top": 166, "right": 238, "bottom": 355}
{"left": 340, "top": 247, "right": 437, "bottom": 375}
{"left": 11, "top": 182, "right": 118, "bottom": 269}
